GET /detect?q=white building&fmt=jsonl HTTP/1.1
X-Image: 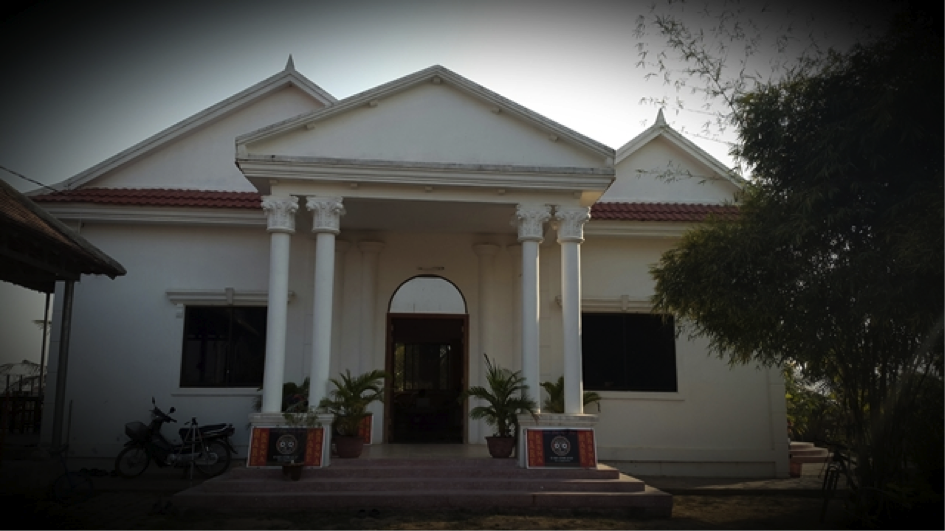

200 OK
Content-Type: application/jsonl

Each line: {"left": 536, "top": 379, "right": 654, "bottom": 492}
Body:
{"left": 32, "top": 61, "right": 788, "bottom": 477}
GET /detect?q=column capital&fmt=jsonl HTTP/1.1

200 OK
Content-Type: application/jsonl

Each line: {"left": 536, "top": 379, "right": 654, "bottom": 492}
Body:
{"left": 261, "top": 195, "right": 299, "bottom": 233}
{"left": 472, "top": 243, "right": 499, "bottom": 257}
{"left": 359, "top": 241, "right": 385, "bottom": 254}
{"left": 554, "top": 206, "right": 591, "bottom": 243}
{"left": 512, "top": 204, "right": 552, "bottom": 242}
{"left": 306, "top": 196, "right": 345, "bottom": 234}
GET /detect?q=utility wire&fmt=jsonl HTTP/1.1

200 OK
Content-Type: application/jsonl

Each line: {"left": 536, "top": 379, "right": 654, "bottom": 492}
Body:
{"left": 0, "top": 164, "right": 59, "bottom": 193}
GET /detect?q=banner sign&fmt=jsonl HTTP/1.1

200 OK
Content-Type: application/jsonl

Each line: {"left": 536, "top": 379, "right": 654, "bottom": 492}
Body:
{"left": 359, "top": 414, "right": 373, "bottom": 445}
{"left": 524, "top": 427, "right": 596, "bottom": 469}
{"left": 247, "top": 426, "right": 324, "bottom": 467}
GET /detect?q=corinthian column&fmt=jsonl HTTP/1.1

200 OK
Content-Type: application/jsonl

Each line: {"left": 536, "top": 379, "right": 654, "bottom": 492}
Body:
{"left": 512, "top": 204, "right": 551, "bottom": 412}
{"left": 305, "top": 196, "right": 345, "bottom": 409}
{"left": 260, "top": 195, "right": 298, "bottom": 413}
{"left": 555, "top": 206, "right": 590, "bottom": 415}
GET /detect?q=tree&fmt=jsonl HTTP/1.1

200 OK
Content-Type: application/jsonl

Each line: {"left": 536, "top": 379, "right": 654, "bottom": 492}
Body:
{"left": 648, "top": 3, "right": 943, "bottom": 524}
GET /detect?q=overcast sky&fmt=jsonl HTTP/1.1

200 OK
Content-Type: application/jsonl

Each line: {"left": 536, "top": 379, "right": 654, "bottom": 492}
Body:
{"left": 0, "top": 0, "right": 886, "bottom": 192}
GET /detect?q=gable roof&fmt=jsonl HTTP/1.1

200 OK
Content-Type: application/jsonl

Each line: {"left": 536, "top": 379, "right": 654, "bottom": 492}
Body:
{"left": 236, "top": 65, "right": 614, "bottom": 161}
{"left": 39, "top": 56, "right": 336, "bottom": 194}
{"left": 1, "top": 179, "right": 126, "bottom": 293}
{"left": 616, "top": 110, "right": 745, "bottom": 188}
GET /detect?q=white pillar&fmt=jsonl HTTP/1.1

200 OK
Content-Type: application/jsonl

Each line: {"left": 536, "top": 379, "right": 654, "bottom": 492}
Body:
{"left": 472, "top": 243, "right": 499, "bottom": 443}
{"left": 512, "top": 204, "right": 551, "bottom": 412}
{"left": 331, "top": 241, "right": 350, "bottom": 377}
{"left": 359, "top": 241, "right": 385, "bottom": 374}
{"left": 260, "top": 196, "right": 299, "bottom": 413}
{"left": 555, "top": 206, "right": 590, "bottom": 415}
{"left": 305, "top": 196, "right": 345, "bottom": 409}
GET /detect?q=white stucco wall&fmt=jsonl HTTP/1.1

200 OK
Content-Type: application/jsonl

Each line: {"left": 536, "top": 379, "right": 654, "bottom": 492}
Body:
{"left": 92, "top": 86, "right": 324, "bottom": 191}
{"left": 40, "top": 223, "right": 272, "bottom": 461}
{"left": 602, "top": 136, "right": 739, "bottom": 204}
{"left": 41, "top": 217, "right": 786, "bottom": 477}
{"left": 579, "top": 235, "right": 787, "bottom": 476}
{"left": 248, "top": 83, "right": 604, "bottom": 168}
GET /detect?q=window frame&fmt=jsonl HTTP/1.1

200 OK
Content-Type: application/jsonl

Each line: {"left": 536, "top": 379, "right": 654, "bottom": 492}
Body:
{"left": 166, "top": 288, "right": 292, "bottom": 396}
{"left": 581, "top": 311, "right": 680, "bottom": 395}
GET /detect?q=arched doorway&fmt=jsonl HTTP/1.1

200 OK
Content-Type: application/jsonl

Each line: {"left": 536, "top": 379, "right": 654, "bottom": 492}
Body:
{"left": 386, "top": 276, "right": 467, "bottom": 444}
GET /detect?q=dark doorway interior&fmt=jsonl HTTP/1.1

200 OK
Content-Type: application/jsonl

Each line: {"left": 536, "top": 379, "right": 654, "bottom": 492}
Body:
{"left": 387, "top": 315, "right": 466, "bottom": 444}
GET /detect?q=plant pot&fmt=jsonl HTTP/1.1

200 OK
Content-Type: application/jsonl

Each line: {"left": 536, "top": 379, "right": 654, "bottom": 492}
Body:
{"left": 282, "top": 463, "right": 304, "bottom": 481}
{"left": 334, "top": 435, "right": 365, "bottom": 458}
{"left": 485, "top": 436, "right": 515, "bottom": 458}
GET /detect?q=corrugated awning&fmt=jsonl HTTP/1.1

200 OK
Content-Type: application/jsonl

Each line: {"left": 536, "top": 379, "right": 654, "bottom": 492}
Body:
{"left": 0, "top": 180, "right": 126, "bottom": 293}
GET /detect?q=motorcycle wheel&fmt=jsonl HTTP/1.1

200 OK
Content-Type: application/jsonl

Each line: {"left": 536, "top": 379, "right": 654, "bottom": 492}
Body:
{"left": 194, "top": 440, "right": 231, "bottom": 477}
{"left": 114, "top": 446, "right": 150, "bottom": 478}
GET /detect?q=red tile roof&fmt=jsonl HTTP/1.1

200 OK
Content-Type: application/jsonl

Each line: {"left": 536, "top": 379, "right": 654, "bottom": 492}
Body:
{"left": 31, "top": 189, "right": 737, "bottom": 223}
{"left": 31, "top": 188, "right": 262, "bottom": 209}
{"left": 591, "top": 202, "right": 738, "bottom": 222}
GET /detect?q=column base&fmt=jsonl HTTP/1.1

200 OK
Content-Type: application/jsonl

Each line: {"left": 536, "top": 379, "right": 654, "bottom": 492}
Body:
{"left": 517, "top": 414, "right": 599, "bottom": 467}
{"left": 247, "top": 413, "right": 335, "bottom": 468}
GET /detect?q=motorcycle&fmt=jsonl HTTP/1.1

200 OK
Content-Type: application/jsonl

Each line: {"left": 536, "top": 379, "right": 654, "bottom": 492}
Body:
{"left": 114, "top": 398, "right": 236, "bottom": 478}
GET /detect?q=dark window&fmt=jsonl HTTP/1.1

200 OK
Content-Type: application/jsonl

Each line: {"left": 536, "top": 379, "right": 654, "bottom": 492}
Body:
{"left": 180, "top": 306, "right": 267, "bottom": 387}
{"left": 582, "top": 313, "right": 677, "bottom": 392}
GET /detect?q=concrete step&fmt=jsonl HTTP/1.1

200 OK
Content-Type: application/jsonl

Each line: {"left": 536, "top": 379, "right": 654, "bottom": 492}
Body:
{"left": 791, "top": 453, "right": 832, "bottom": 464}
{"left": 174, "top": 486, "right": 673, "bottom": 515}
{"left": 173, "top": 459, "right": 671, "bottom": 516}
{"left": 790, "top": 447, "right": 829, "bottom": 457}
{"left": 789, "top": 441, "right": 815, "bottom": 450}
{"left": 227, "top": 464, "right": 621, "bottom": 480}
{"left": 199, "top": 474, "right": 646, "bottom": 493}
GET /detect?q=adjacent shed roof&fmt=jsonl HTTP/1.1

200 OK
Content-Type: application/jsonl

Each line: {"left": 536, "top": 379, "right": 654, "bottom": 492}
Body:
{"left": 0, "top": 180, "right": 126, "bottom": 293}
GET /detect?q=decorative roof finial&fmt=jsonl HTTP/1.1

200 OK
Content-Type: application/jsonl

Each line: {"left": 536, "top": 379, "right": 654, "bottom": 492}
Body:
{"left": 285, "top": 54, "right": 295, "bottom": 71}
{"left": 655, "top": 108, "right": 666, "bottom": 126}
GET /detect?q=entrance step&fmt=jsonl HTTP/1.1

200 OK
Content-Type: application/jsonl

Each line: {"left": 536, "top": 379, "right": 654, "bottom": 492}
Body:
{"left": 789, "top": 442, "right": 830, "bottom": 463}
{"left": 789, "top": 442, "right": 830, "bottom": 477}
{"left": 174, "top": 458, "right": 671, "bottom": 516}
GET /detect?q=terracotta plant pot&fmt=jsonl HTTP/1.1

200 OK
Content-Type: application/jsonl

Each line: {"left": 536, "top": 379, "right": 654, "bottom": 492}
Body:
{"left": 485, "top": 436, "right": 515, "bottom": 458}
{"left": 282, "top": 463, "right": 304, "bottom": 481}
{"left": 334, "top": 435, "right": 365, "bottom": 458}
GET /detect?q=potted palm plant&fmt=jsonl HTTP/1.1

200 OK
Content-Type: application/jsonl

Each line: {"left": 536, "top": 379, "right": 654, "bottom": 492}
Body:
{"left": 280, "top": 401, "right": 321, "bottom": 481}
{"left": 459, "top": 354, "right": 538, "bottom": 458}
{"left": 317, "top": 369, "right": 389, "bottom": 458}
{"left": 540, "top": 376, "right": 602, "bottom": 413}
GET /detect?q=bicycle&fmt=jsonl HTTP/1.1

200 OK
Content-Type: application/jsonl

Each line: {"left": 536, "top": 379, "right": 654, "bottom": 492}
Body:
{"left": 49, "top": 444, "right": 94, "bottom": 504}
{"left": 819, "top": 440, "right": 856, "bottom": 522}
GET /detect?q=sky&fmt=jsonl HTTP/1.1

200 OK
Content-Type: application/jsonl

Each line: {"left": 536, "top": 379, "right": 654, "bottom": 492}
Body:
{"left": 0, "top": 0, "right": 889, "bottom": 368}
{"left": 0, "top": 0, "right": 888, "bottom": 193}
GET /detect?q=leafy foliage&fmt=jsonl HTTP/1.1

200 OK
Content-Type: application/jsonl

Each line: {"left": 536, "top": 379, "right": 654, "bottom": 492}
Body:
{"left": 783, "top": 364, "right": 837, "bottom": 443}
{"left": 317, "top": 369, "right": 389, "bottom": 436}
{"left": 251, "top": 377, "right": 309, "bottom": 413}
{"left": 648, "top": 3, "right": 943, "bottom": 524}
{"left": 459, "top": 354, "right": 537, "bottom": 438}
{"left": 540, "top": 376, "right": 602, "bottom": 414}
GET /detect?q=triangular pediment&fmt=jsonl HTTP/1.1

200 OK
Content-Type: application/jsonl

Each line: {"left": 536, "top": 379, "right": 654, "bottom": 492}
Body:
{"left": 601, "top": 110, "right": 744, "bottom": 204}
{"left": 237, "top": 66, "right": 614, "bottom": 171}
{"left": 39, "top": 59, "right": 335, "bottom": 194}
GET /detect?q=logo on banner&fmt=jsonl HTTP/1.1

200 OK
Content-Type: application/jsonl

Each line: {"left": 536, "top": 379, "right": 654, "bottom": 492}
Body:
{"left": 275, "top": 433, "right": 300, "bottom": 455}
{"left": 550, "top": 435, "right": 571, "bottom": 457}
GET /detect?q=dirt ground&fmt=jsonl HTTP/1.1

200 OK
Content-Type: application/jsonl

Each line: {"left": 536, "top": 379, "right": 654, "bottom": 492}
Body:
{"left": 11, "top": 492, "right": 853, "bottom": 530}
